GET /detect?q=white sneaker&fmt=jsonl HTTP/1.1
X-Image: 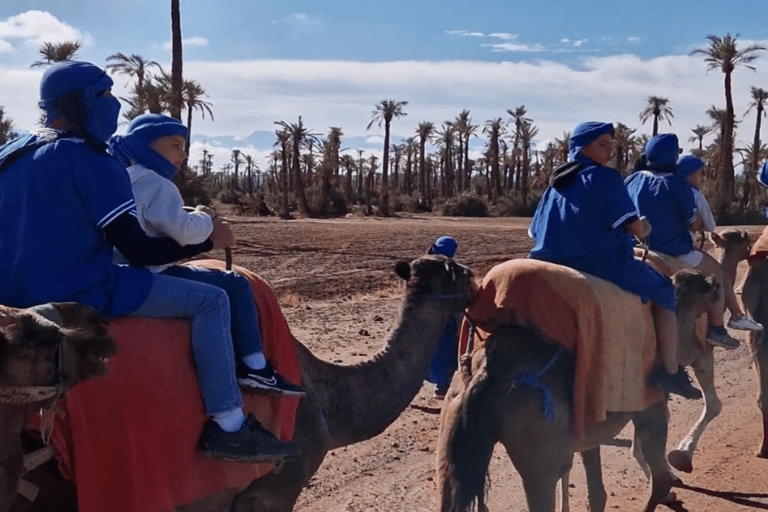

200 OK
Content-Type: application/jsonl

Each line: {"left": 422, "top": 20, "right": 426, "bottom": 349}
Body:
{"left": 727, "top": 315, "right": 764, "bottom": 331}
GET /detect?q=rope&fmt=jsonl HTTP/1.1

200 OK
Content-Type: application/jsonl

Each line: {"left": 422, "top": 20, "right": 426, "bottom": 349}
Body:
{"left": 509, "top": 346, "right": 564, "bottom": 422}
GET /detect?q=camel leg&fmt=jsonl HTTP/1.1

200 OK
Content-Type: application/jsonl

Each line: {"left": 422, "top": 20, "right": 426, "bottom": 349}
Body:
{"left": 667, "top": 347, "right": 721, "bottom": 473}
{"left": 750, "top": 330, "right": 768, "bottom": 458}
{"left": 632, "top": 401, "right": 674, "bottom": 512}
{"left": 579, "top": 447, "right": 607, "bottom": 512}
{"left": 558, "top": 472, "right": 570, "bottom": 512}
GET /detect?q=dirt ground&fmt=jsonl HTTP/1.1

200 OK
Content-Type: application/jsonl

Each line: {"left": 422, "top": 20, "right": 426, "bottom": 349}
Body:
{"left": 217, "top": 211, "right": 768, "bottom": 512}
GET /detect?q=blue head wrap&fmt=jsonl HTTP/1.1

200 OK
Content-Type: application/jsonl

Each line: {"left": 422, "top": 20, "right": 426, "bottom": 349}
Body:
{"left": 759, "top": 159, "right": 768, "bottom": 189}
{"left": 428, "top": 236, "right": 457, "bottom": 258}
{"left": 39, "top": 61, "right": 114, "bottom": 126}
{"left": 645, "top": 134, "right": 679, "bottom": 174}
{"left": 568, "top": 122, "right": 614, "bottom": 162}
{"left": 676, "top": 155, "right": 704, "bottom": 179}
{"left": 109, "top": 114, "right": 189, "bottom": 180}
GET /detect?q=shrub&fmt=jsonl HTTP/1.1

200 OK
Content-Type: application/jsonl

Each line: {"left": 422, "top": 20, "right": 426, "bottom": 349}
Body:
{"left": 441, "top": 194, "right": 489, "bottom": 217}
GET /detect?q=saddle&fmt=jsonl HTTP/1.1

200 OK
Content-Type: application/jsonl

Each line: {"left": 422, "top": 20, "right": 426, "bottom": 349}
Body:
{"left": 26, "top": 260, "right": 301, "bottom": 512}
{"left": 459, "top": 258, "right": 664, "bottom": 440}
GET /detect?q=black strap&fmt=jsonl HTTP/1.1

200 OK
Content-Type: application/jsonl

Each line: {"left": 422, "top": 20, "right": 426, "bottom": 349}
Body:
{"left": 550, "top": 161, "right": 585, "bottom": 189}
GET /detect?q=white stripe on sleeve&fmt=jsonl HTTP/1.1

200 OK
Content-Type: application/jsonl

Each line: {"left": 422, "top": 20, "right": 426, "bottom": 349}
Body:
{"left": 97, "top": 199, "right": 137, "bottom": 228}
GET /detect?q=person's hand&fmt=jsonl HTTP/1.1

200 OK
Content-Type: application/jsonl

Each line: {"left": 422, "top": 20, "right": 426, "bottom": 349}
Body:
{"left": 209, "top": 217, "right": 235, "bottom": 250}
{"left": 639, "top": 216, "right": 652, "bottom": 238}
{"left": 195, "top": 205, "right": 216, "bottom": 218}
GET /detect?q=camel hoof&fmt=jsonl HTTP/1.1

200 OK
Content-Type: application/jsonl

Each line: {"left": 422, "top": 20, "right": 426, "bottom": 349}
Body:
{"left": 756, "top": 447, "right": 768, "bottom": 459}
{"left": 661, "top": 491, "right": 678, "bottom": 505}
{"left": 667, "top": 450, "right": 693, "bottom": 473}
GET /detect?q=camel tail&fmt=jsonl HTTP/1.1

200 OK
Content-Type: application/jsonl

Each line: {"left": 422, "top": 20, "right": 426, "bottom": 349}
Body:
{"left": 442, "top": 360, "right": 495, "bottom": 512}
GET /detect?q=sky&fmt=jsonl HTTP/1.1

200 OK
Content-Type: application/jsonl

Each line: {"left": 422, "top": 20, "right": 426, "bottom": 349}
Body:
{"left": 2, "top": 1, "right": 768, "bottom": 173}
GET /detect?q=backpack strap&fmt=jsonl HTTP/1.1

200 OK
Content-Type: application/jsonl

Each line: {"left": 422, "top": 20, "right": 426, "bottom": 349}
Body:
{"left": 550, "top": 161, "right": 586, "bottom": 190}
{"left": 0, "top": 131, "right": 62, "bottom": 173}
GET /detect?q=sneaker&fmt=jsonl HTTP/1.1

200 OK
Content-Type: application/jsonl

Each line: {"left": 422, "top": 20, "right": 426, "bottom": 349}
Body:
{"left": 727, "top": 315, "right": 764, "bottom": 331}
{"left": 237, "top": 361, "right": 306, "bottom": 397}
{"left": 198, "top": 413, "right": 298, "bottom": 463}
{"left": 706, "top": 326, "right": 741, "bottom": 349}
{"left": 648, "top": 366, "right": 703, "bottom": 400}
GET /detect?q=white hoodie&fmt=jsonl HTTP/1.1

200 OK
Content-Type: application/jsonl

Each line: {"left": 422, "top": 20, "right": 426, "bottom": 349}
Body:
{"left": 114, "top": 164, "right": 213, "bottom": 273}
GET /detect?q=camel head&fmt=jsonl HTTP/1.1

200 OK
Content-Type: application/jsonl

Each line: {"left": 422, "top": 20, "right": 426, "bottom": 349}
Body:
{"left": 673, "top": 269, "right": 718, "bottom": 318}
{"left": 711, "top": 228, "right": 752, "bottom": 262}
{"left": 394, "top": 255, "right": 475, "bottom": 308}
{"left": 0, "top": 303, "right": 116, "bottom": 392}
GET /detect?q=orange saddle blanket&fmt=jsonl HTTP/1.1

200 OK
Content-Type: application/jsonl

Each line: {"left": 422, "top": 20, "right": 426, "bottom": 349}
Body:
{"left": 459, "top": 258, "right": 664, "bottom": 440}
{"left": 28, "top": 260, "right": 301, "bottom": 512}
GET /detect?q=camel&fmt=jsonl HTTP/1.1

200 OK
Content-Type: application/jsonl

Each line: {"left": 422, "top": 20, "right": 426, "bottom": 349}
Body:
{"left": 0, "top": 303, "right": 117, "bottom": 512}
{"left": 17, "top": 254, "right": 474, "bottom": 512}
{"left": 739, "top": 233, "right": 768, "bottom": 459}
{"left": 436, "top": 268, "right": 718, "bottom": 512}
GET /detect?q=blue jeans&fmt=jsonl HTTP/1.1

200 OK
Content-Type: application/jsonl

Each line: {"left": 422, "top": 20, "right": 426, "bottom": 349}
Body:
{"left": 161, "top": 265, "right": 264, "bottom": 359}
{"left": 128, "top": 272, "right": 242, "bottom": 416}
{"left": 426, "top": 315, "right": 460, "bottom": 389}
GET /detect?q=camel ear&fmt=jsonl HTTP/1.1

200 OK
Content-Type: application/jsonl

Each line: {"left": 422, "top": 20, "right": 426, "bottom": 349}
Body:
{"left": 711, "top": 231, "right": 723, "bottom": 248}
{"left": 395, "top": 260, "right": 411, "bottom": 281}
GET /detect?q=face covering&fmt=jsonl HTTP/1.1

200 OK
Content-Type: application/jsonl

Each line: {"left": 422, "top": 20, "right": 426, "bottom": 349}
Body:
{"left": 86, "top": 95, "right": 121, "bottom": 142}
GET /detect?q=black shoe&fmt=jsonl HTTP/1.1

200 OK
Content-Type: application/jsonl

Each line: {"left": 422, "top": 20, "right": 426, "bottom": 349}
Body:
{"left": 237, "top": 361, "right": 306, "bottom": 397}
{"left": 648, "top": 366, "right": 703, "bottom": 400}
{"left": 198, "top": 413, "right": 298, "bottom": 463}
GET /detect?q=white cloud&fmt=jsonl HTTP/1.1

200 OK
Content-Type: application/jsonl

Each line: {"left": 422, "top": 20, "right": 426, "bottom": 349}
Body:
{"left": 0, "top": 10, "right": 90, "bottom": 51}
{"left": 482, "top": 42, "right": 547, "bottom": 53}
{"left": 628, "top": 37, "right": 641, "bottom": 44}
{"left": 282, "top": 13, "right": 321, "bottom": 27}
{"left": 162, "top": 36, "right": 209, "bottom": 51}
{"left": 561, "top": 38, "right": 570, "bottom": 44}
{"left": 5, "top": 48, "right": 768, "bottom": 174}
{"left": 573, "top": 39, "right": 587, "bottom": 47}
{"left": 445, "top": 30, "right": 485, "bottom": 37}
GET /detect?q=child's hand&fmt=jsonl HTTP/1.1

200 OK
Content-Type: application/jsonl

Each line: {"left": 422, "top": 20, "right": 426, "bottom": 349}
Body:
{"left": 209, "top": 217, "right": 235, "bottom": 249}
{"left": 638, "top": 216, "right": 652, "bottom": 237}
{"left": 195, "top": 205, "right": 216, "bottom": 218}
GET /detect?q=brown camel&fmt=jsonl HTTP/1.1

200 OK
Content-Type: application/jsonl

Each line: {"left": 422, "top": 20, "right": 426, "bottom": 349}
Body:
{"left": 17, "top": 255, "right": 474, "bottom": 512}
{"left": 0, "top": 303, "right": 116, "bottom": 512}
{"left": 739, "top": 237, "right": 768, "bottom": 459}
{"left": 436, "top": 269, "right": 717, "bottom": 512}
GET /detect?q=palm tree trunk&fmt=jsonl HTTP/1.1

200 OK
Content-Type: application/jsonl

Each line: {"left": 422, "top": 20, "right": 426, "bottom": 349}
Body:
{"left": 169, "top": 0, "right": 183, "bottom": 121}
{"left": 723, "top": 71, "right": 736, "bottom": 202}
{"left": 381, "top": 123, "right": 390, "bottom": 216}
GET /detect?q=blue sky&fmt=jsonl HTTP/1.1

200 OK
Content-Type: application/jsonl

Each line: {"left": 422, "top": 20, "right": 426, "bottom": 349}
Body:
{"left": 2, "top": 1, "right": 768, "bottom": 171}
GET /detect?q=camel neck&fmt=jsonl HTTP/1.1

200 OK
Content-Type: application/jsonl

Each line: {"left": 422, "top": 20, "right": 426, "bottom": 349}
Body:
{"left": 318, "top": 297, "right": 457, "bottom": 450}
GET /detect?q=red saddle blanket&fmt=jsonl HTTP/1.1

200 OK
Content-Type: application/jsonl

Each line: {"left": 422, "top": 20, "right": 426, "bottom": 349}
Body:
{"left": 28, "top": 260, "right": 301, "bottom": 512}
{"left": 458, "top": 259, "right": 664, "bottom": 440}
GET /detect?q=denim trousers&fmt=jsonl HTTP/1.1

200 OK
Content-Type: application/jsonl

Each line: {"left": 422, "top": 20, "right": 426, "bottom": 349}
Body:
{"left": 128, "top": 272, "right": 243, "bottom": 415}
{"left": 161, "top": 265, "right": 264, "bottom": 358}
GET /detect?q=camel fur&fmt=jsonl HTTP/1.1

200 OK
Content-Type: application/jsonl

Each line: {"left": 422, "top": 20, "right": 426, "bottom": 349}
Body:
{"left": 0, "top": 303, "right": 116, "bottom": 512}
{"left": 436, "top": 268, "right": 717, "bottom": 512}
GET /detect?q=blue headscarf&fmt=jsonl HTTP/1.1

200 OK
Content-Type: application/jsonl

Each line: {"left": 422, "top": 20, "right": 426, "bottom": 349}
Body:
{"left": 644, "top": 134, "right": 679, "bottom": 174}
{"left": 676, "top": 155, "right": 704, "bottom": 179}
{"left": 38, "top": 61, "right": 119, "bottom": 143}
{"left": 759, "top": 159, "right": 768, "bottom": 189}
{"left": 568, "top": 122, "right": 614, "bottom": 163}
{"left": 428, "top": 236, "right": 458, "bottom": 258}
{"left": 109, "top": 114, "right": 189, "bottom": 180}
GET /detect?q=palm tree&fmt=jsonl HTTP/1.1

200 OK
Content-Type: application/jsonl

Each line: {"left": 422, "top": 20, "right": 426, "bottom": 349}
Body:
{"left": 230, "top": 149, "right": 244, "bottom": 191}
{"left": 31, "top": 40, "right": 82, "bottom": 66}
{"left": 181, "top": 80, "right": 214, "bottom": 154}
{"left": 737, "top": 142, "right": 768, "bottom": 209}
{"left": 483, "top": 118, "right": 505, "bottom": 204}
{"left": 0, "top": 107, "right": 18, "bottom": 145}
{"left": 169, "top": 0, "right": 183, "bottom": 121}
{"left": 639, "top": 96, "right": 674, "bottom": 136}
{"left": 273, "top": 129, "right": 291, "bottom": 218}
{"left": 367, "top": 100, "right": 408, "bottom": 216}
{"left": 275, "top": 117, "right": 316, "bottom": 216}
{"left": 106, "top": 53, "right": 162, "bottom": 113}
{"left": 688, "top": 125, "right": 711, "bottom": 152}
{"left": 613, "top": 123, "right": 637, "bottom": 175}
{"left": 518, "top": 120, "right": 539, "bottom": 202}
{"left": 690, "top": 33, "right": 767, "bottom": 202}
{"left": 507, "top": 105, "right": 532, "bottom": 192}
{"left": 745, "top": 87, "right": 768, "bottom": 178}
{"left": 454, "top": 110, "right": 478, "bottom": 193}
{"left": 415, "top": 122, "right": 435, "bottom": 198}
{"left": 434, "top": 122, "right": 456, "bottom": 197}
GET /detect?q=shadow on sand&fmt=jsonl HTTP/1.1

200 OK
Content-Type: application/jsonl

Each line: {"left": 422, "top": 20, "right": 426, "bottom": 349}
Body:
{"left": 666, "top": 482, "right": 768, "bottom": 511}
